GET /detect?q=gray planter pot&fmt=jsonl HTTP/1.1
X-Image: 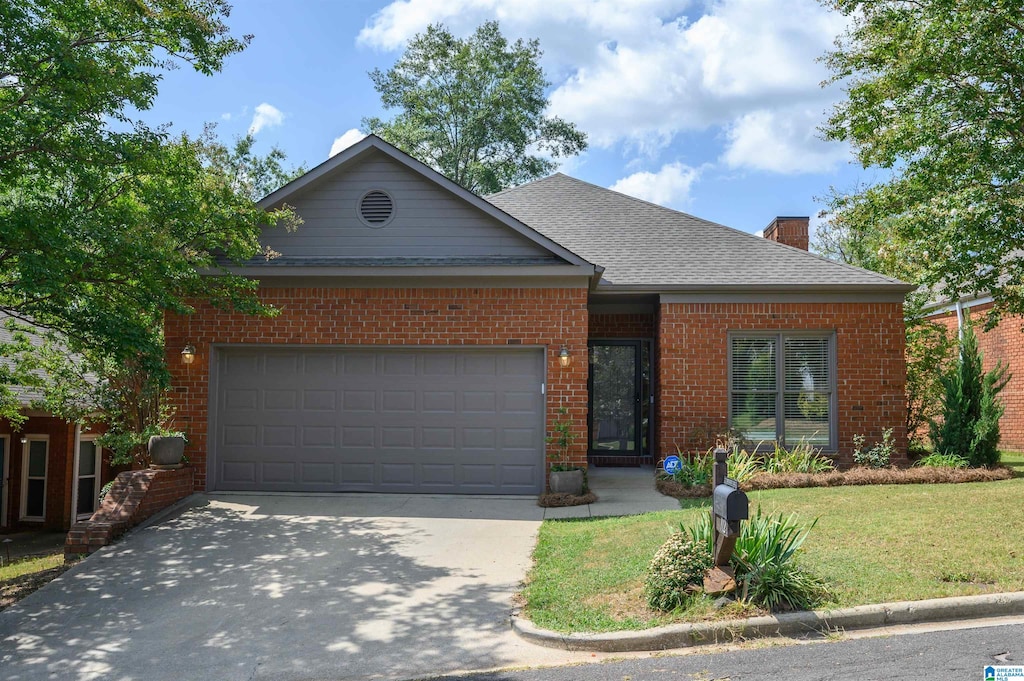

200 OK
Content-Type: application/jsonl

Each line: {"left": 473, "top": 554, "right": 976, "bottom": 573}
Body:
{"left": 148, "top": 435, "right": 186, "bottom": 466}
{"left": 549, "top": 469, "right": 584, "bottom": 495}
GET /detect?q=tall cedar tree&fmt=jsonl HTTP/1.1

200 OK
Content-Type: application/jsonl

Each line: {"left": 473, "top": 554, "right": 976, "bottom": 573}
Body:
{"left": 363, "top": 21, "right": 587, "bottom": 194}
{"left": 930, "top": 322, "right": 1009, "bottom": 467}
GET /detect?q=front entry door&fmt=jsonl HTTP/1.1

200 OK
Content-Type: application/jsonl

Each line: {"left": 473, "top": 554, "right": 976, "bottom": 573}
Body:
{"left": 588, "top": 340, "right": 652, "bottom": 462}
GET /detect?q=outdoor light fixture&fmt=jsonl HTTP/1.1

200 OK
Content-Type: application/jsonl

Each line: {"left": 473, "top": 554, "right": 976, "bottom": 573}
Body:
{"left": 558, "top": 346, "right": 572, "bottom": 368}
{"left": 20, "top": 437, "right": 27, "bottom": 444}
{"left": 181, "top": 344, "right": 196, "bottom": 365}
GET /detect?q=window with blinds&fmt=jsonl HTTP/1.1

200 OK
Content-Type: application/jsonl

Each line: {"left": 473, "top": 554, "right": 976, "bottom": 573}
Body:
{"left": 729, "top": 333, "right": 834, "bottom": 448}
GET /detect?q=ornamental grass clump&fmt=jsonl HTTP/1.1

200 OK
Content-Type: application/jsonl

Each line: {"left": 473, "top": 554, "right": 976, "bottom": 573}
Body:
{"left": 644, "top": 533, "right": 713, "bottom": 611}
{"left": 682, "top": 509, "right": 827, "bottom": 612}
{"left": 761, "top": 440, "right": 835, "bottom": 474}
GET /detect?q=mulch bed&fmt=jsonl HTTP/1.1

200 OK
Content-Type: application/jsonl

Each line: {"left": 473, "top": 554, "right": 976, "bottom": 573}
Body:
{"left": 0, "top": 563, "right": 72, "bottom": 612}
{"left": 656, "top": 465, "right": 1014, "bottom": 498}
{"left": 537, "top": 491, "right": 598, "bottom": 507}
{"left": 655, "top": 479, "right": 712, "bottom": 499}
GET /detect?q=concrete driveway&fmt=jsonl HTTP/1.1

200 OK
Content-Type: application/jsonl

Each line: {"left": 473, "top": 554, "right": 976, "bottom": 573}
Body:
{"left": 0, "top": 493, "right": 589, "bottom": 681}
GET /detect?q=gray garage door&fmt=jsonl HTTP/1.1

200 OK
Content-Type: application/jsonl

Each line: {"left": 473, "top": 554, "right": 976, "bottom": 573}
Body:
{"left": 211, "top": 347, "right": 545, "bottom": 494}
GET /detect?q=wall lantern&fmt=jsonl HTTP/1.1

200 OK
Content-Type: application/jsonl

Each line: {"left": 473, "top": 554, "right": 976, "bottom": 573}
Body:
{"left": 181, "top": 344, "right": 196, "bottom": 365}
{"left": 558, "top": 346, "right": 572, "bottom": 368}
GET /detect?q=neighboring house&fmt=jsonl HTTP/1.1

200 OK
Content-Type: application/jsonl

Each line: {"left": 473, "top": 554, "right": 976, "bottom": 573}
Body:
{"left": 926, "top": 297, "right": 1024, "bottom": 451}
{"left": 164, "top": 135, "right": 912, "bottom": 496}
{"left": 0, "top": 316, "right": 119, "bottom": 531}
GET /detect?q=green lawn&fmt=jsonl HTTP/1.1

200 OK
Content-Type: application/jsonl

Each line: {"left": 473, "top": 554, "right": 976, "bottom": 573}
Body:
{"left": 0, "top": 553, "right": 64, "bottom": 582}
{"left": 523, "top": 453, "right": 1024, "bottom": 633}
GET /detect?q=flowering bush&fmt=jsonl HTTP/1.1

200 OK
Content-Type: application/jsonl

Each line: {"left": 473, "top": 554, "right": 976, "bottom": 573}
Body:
{"left": 644, "top": 533, "right": 712, "bottom": 611}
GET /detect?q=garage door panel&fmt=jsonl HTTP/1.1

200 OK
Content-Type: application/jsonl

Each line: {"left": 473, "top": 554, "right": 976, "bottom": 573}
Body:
{"left": 302, "top": 353, "right": 337, "bottom": 375}
{"left": 301, "top": 462, "right": 335, "bottom": 484}
{"left": 264, "top": 425, "right": 298, "bottom": 447}
{"left": 343, "top": 354, "right": 377, "bottom": 375}
{"left": 213, "top": 347, "right": 544, "bottom": 493}
{"left": 302, "top": 390, "right": 336, "bottom": 411}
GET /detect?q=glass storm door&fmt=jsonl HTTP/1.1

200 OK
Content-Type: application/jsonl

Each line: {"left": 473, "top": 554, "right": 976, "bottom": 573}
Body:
{"left": 588, "top": 341, "right": 651, "bottom": 456}
{"left": 76, "top": 439, "right": 101, "bottom": 518}
{"left": 22, "top": 438, "right": 47, "bottom": 520}
{"left": 0, "top": 435, "right": 6, "bottom": 527}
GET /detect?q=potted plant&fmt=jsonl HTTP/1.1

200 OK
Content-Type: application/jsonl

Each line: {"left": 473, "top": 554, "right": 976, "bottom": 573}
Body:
{"left": 546, "top": 405, "right": 584, "bottom": 495}
{"left": 148, "top": 430, "right": 188, "bottom": 467}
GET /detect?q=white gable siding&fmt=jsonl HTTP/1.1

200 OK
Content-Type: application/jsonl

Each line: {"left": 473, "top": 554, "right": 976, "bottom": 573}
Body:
{"left": 261, "top": 149, "right": 552, "bottom": 259}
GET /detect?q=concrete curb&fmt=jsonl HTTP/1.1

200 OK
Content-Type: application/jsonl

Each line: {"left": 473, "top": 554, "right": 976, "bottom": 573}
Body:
{"left": 511, "top": 591, "right": 1024, "bottom": 652}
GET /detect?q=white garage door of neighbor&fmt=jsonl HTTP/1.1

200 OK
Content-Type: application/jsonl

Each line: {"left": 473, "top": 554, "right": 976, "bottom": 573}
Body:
{"left": 211, "top": 347, "right": 545, "bottom": 494}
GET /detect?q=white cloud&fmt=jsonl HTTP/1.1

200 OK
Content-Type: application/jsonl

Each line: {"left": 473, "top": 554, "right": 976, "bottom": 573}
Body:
{"left": 221, "top": 112, "right": 233, "bottom": 121}
{"left": 357, "top": 0, "right": 851, "bottom": 172}
{"left": 329, "top": 129, "right": 368, "bottom": 158}
{"left": 722, "top": 107, "right": 849, "bottom": 174}
{"left": 248, "top": 102, "right": 285, "bottom": 135}
{"left": 609, "top": 162, "right": 699, "bottom": 207}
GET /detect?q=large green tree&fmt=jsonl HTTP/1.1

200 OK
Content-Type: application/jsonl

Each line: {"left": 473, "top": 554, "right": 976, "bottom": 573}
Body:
{"left": 0, "top": 1, "right": 298, "bottom": 421}
{"left": 820, "top": 0, "right": 1024, "bottom": 321}
{"left": 363, "top": 21, "right": 587, "bottom": 194}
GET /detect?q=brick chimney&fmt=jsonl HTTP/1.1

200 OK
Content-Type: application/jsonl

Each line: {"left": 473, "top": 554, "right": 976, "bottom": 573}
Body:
{"left": 763, "top": 216, "right": 809, "bottom": 251}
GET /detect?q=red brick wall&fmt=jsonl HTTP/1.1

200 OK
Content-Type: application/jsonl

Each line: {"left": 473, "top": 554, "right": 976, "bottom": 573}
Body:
{"left": 165, "top": 286, "right": 590, "bottom": 490}
{"left": 657, "top": 302, "right": 908, "bottom": 466}
{"left": 930, "top": 304, "right": 1024, "bottom": 451}
{"left": 589, "top": 313, "right": 655, "bottom": 339}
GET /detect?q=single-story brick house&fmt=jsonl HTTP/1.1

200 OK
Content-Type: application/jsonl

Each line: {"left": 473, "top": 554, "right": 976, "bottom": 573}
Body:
{"left": 927, "top": 296, "right": 1024, "bottom": 451}
{"left": 1, "top": 317, "right": 120, "bottom": 531}
{"left": 164, "top": 135, "right": 912, "bottom": 495}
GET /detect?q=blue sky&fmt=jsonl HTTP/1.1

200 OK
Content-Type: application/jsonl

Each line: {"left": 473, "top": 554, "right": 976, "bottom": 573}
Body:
{"left": 141, "top": 0, "right": 885, "bottom": 236}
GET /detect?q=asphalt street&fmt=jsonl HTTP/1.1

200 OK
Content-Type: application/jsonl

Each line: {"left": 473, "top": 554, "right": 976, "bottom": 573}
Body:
{"left": 435, "top": 621, "right": 1023, "bottom": 681}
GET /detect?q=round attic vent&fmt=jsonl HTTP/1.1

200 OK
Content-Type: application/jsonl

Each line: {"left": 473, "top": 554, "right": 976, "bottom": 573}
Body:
{"left": 358, "top": 189, "right": 395, "bottom": 227}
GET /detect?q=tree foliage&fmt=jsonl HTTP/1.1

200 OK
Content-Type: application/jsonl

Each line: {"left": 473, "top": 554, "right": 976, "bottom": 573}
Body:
{"left": 820, "top": 0, "right": 1024, "bottom": 321}
{"left": 0, "top": 1, "right": 300, "bottom": 421}
{"left": 930, "top": 321, "right": 1009, "bottom": 467}
{"left": 363, "top": 21, "right": 587, "bottom": 194}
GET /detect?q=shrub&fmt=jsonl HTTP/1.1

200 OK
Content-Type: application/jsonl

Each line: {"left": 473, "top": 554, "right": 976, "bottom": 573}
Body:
{"left": 914, "top": 452, "right": 968, "bottom": 469}
{"left": 930, "top": 321, "right": 1010, "bottom": 468}
{"left": 98, "top": 480, "right": 115, "bottom": 505}
{"left": 645, "top": 533, "right": 713, "bottom": 611}
{"left": 682, "top": 509, "right": 826, "bottom": 612}
{"left": 852, "top": 427, "right": 895, "bottom": 468}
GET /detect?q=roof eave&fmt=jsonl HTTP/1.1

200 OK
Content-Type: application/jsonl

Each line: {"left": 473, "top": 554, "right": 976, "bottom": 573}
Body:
{"left": 203, "top": 264, "right": 595, "bottom": 278}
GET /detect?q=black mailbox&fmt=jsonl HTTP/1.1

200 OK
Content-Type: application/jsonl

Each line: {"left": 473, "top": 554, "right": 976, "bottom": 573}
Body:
{"left": 713, "top": 479, "right": 748, "bottom": 522}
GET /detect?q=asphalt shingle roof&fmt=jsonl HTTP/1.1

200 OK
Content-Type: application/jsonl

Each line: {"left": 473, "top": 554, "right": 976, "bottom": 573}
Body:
{"left": 488, "top": 174, "right": 909, "bottom": 290}
{"left": 0, "top": 312, "right": 94, "bottom": 408}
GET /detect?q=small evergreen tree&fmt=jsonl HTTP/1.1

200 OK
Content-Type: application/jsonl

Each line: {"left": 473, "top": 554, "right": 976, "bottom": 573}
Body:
{"left": 930, "top": 322, "right": 1009, "bottom": 467}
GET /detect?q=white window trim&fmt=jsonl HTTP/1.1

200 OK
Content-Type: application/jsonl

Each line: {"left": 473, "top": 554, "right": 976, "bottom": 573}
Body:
{"left": 71, "top": 429, "right": 103, "bottom": 522}
{"left": 20, "top": 435, "right": 49, "bottom": 522}
{"left": 0, "top": 434, "right": 10, "bottom": 527}
{"left": 728, "top": 331, "right": 838, "bottom": 451}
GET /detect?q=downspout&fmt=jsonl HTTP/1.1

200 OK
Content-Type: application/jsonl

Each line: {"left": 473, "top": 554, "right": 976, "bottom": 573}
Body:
{"left": 955, "top": 300, "right": 964, "bottom": 342}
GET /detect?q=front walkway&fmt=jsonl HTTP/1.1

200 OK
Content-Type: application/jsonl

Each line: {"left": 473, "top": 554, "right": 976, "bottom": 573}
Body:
{"left": 544, "top": 465, "right": 679, "bottom": 519}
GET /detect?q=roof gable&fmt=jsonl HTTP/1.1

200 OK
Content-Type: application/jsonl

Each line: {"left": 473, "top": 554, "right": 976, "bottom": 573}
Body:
{"left": 253, "top": 136, "right": 594, "bottom": 272}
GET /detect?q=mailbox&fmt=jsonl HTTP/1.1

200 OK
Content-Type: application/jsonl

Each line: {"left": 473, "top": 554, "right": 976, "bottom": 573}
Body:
{"left": 713, "top": 479, "right": 748, "bottom": 522}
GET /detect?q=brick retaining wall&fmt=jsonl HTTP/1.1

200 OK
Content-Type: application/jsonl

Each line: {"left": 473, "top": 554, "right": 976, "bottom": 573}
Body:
{"left": 65, "top": 467, "right": 193, "bottom": 557}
